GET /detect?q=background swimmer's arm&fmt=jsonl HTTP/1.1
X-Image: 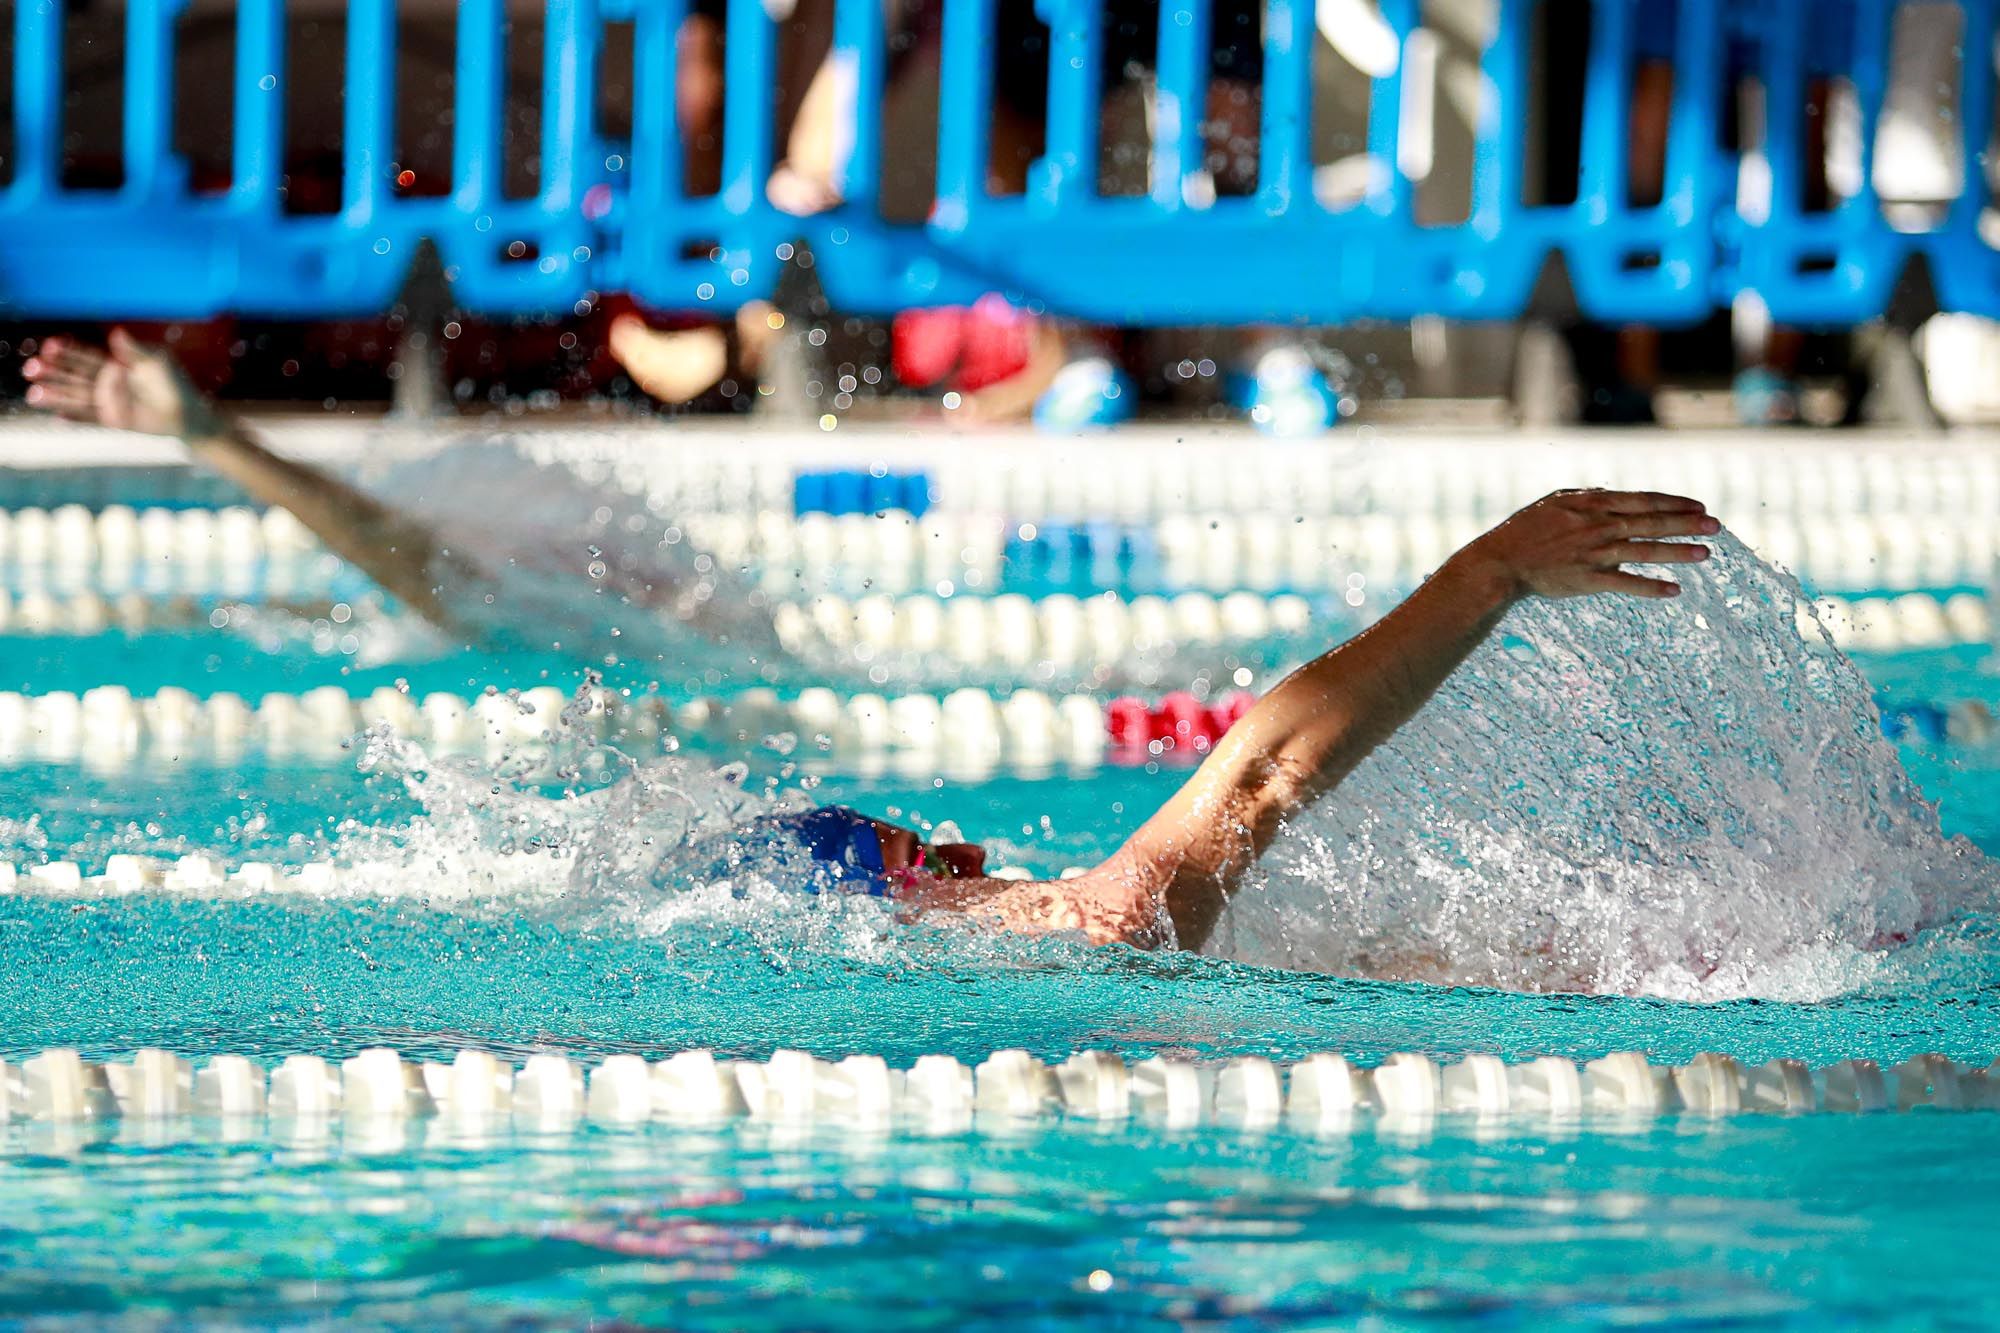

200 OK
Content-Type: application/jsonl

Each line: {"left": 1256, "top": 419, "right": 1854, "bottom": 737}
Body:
{"left": 24, "top": 331, "right": 462, "bottom": 625}
{"left": 1112, "top": 489, "right": 1721, "bottom": 950}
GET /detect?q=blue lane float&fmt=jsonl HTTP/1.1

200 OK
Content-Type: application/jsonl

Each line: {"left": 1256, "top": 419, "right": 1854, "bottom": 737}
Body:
{"left": 791, "top": 469, "right": 933, "bottom": 518}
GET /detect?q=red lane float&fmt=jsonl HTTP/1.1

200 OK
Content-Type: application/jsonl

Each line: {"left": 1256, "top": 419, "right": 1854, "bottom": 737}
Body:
{"left": 1106, "top": 690, "right": 1258, "bottom": 759}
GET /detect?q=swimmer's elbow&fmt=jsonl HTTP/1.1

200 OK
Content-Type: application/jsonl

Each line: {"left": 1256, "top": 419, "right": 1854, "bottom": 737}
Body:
{"left": 1244, "top": 745, "right": 1332, "bottom": 828}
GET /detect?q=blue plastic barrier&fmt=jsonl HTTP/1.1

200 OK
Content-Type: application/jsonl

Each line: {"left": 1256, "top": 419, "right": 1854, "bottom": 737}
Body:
{"left": 0, "top": 0, "right": 1995, "bottom": 324}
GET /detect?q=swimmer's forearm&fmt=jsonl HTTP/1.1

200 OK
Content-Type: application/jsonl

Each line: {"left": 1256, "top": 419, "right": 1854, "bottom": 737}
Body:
{"left": 1120, "top": 552, "right": 1516, "bottom": 947}
{"left": 1218, "top": 551, "right": 1512, "bottom": 815}
{"left": 1108, "top": 490, "right": 1714, "bottom": 949}
{"left": 184, "top": 421, "right": 456, "bottom": 624}
{"left": 1255, "top": 550, "right": 1516, "bottom": 793}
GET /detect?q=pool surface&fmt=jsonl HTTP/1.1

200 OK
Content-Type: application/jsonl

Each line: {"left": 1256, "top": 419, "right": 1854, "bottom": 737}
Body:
{"left": 2, "top": 427, "right": 1997, "bottom": 1327}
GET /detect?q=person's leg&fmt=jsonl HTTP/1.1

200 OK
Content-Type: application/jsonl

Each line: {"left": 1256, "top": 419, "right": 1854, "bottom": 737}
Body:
{"left": 1595, "top": 57, "right": 1673, "bottom": 423}
{"left": 678, "top": 4, "right": 726, "bottom": 196}
{"left": 1204, "top": 7, "right": 1354, "bottom": 433}
{"left": 1735, "top": 77, "right": 1830, "bottom": 425}
{"left": 606, "top": 4, "right": 745, "bottom": 406}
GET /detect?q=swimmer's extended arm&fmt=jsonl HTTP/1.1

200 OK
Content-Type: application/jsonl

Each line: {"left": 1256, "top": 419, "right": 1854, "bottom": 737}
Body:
{"left": 1112, "top": 490, "right": 1721, "bottom": 948}
{"left": 24, "top": 331, "right": 464, "bottom": 625}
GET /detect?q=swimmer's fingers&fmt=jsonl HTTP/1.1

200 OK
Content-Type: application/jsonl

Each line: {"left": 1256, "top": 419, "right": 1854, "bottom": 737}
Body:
{"left": 22, "top": 353, "right": 98, "bottom": 394}
{"left": 1590, "top": 570, "right": 1682, "bottom": 598}
{"left": 23, "top": 381, "right": 98, "bottom": 421}
{"left": 34, "top": 338, "right": 110, "bottom": 381}
{"left": 1599, "top": 540, "right": 1711, "bottom": 566}
{"left": 1578, "top": 489, "right": 1709, "bottom": 515}
{"left": 1604, "top": 512, "right": 1722, "bottom": 540}
{"left": 21, "top": 361, "right": 93, "bottom": 394}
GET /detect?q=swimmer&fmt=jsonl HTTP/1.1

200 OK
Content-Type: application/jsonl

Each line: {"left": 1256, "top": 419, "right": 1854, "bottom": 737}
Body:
{"left": 21, "top": 334, "right": 1715, "bottom": 950}
{"left": 727, "top": 495, "right": 1718, "bottom": 951}
{"left": 22, "top": 331, "right": 768, "bottom": 656}
{"left": 23, "top": 331, "right": 474, "bottom": 628}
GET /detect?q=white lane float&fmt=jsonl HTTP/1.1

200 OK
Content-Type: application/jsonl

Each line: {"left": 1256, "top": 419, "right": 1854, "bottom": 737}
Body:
{"left": 0, "top": 1047, "right": 1989, "bottom": 1136}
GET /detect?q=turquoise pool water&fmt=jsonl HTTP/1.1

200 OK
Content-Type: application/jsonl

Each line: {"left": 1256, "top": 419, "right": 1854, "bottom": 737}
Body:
{"left": 3, "top": 457, "right": 1998, "bottom": 1327}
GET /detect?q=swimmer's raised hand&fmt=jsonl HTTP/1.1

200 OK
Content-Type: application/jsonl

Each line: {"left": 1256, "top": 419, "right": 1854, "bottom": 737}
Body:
{"left": 30, "top": 329, "right": 458, "bottom": 625}
{"left": 22, "top": 330, "right": 219, "bottom": 440}
{"left": 1453, "top": 489, "right": 1719, "bottom": 602}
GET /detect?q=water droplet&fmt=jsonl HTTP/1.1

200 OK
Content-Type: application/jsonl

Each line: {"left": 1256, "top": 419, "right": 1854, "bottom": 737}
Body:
{"left": 258, "top": 74, "right": 277, "bottom": 91}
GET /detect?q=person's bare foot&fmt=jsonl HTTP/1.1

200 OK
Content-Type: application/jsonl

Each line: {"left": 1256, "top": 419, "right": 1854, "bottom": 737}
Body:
{"left": 767, "top": 163, "right": 843, "bottom": 217}
{"left": 607, "top": 316, "right": 731, "bottom": 404}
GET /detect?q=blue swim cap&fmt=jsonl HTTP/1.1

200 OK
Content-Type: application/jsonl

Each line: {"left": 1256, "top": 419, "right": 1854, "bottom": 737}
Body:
{"left": 778, "top": 805, "right": 890, "bottom": 896}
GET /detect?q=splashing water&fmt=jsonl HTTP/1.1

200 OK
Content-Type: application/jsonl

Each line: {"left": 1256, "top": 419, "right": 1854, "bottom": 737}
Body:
{"left": 354, "top": 435, "right": 1295, "bottom": 693}
{"left": 340, "top": 725, "right": 919, "bottom": 969}
{"left": 1213, "top": 533, "right": 1996, "bottom": 1001}
{"left": 363, "top": 436, "right": 784, "bottom": 681}
{"left": 273, "top": 533, "right": 1987, "bottom": 1004}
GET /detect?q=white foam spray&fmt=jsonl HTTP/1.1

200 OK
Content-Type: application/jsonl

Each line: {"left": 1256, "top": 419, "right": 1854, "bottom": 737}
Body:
{"left": 339, "top": 724, "right": 919, "bottom": 969}
{"left": 1210, "top": 534, "right": 1996, "bottom": 1000}
{"left": 223, "top": 530, "right": 1990, "bottom": 1003}
{"left": 364, "top": 436, "right": 783, "bottom": 679}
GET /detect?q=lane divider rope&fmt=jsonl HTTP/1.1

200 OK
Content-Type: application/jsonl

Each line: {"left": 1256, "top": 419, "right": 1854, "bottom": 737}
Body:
{"left": 687, "top": 509, "right": 2000, "bottom": 599}
{"left": 0, "top": 849, "right": 1075, "bottom": 896}
{"left": 0, "top": 590, "right": 350, "bottom": 636}
{"left": 4, "top": 504, "right": 1995, "bottom": 612}
{"left": 4, "top": 677, "right": 1994, "bottom": 778}
{"left": 0, "top": 579, "right": 1980, "bottom": 660}
{"left": 2, "top": 1046, "right": 1993, "bottom": 1131}
{"left": 0, "top": 504, "right": 335, "bottom": 594}
{"left": 540, "top": 436, "right": 2000, "bottom": 523}
{"left": 771, "top": 590, "right": 1317, "bottom": 667}
{"left": 0, "top": 684, "right": 1113, "bottom": 767}
{"left": 15, "top": 428, "right": 2000, "bottom": 521}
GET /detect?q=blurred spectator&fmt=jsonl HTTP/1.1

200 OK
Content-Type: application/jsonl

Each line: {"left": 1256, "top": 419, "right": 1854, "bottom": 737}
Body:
{"left": 1587, "top": 0, "right": 1890, "bottom": 426}
{"left": 605, "top": 0, "right": 787, "bottom": 410}
{"left": 765, "top": 0, "right": 1350, "bottom": 433}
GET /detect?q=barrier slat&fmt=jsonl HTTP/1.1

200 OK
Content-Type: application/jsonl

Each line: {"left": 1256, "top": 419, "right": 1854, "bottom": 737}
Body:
{"left": 1150, "top": 0, "right": 1212, "bottom": 208}
{"left": 833, "top": 0, "right": 887, "bottom": 209}
{"left": 933, "top": 0, "right": 997, "bottom": 234}
{"left": 1259, "top": 0, "right": 1315, "bottom": 215}
{"left": 1364, "top": 0, "right": 1416, "bottom": 221}
{"left": 125, "top": 0, "right": 180, "bottom": 200}
{"left": 720, "top": 0, "right": 774, "bottom": 218}
{"left": 453, "top": 0, "right": 506, "bottom": 209}
{"left": 13, "top": 0, "right": 61, "bottom": 196}
{"left": 1038, "top": 0, "right": 1106, "bottom": 206}
{"left": 231, "top": 0, "right": 285, "bottom": 209}
{"left": 343, "top": 0, "right": 396, "bottom": 219}
{"left": 0, "top": 0, "right": 1995, "bottom": 324}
